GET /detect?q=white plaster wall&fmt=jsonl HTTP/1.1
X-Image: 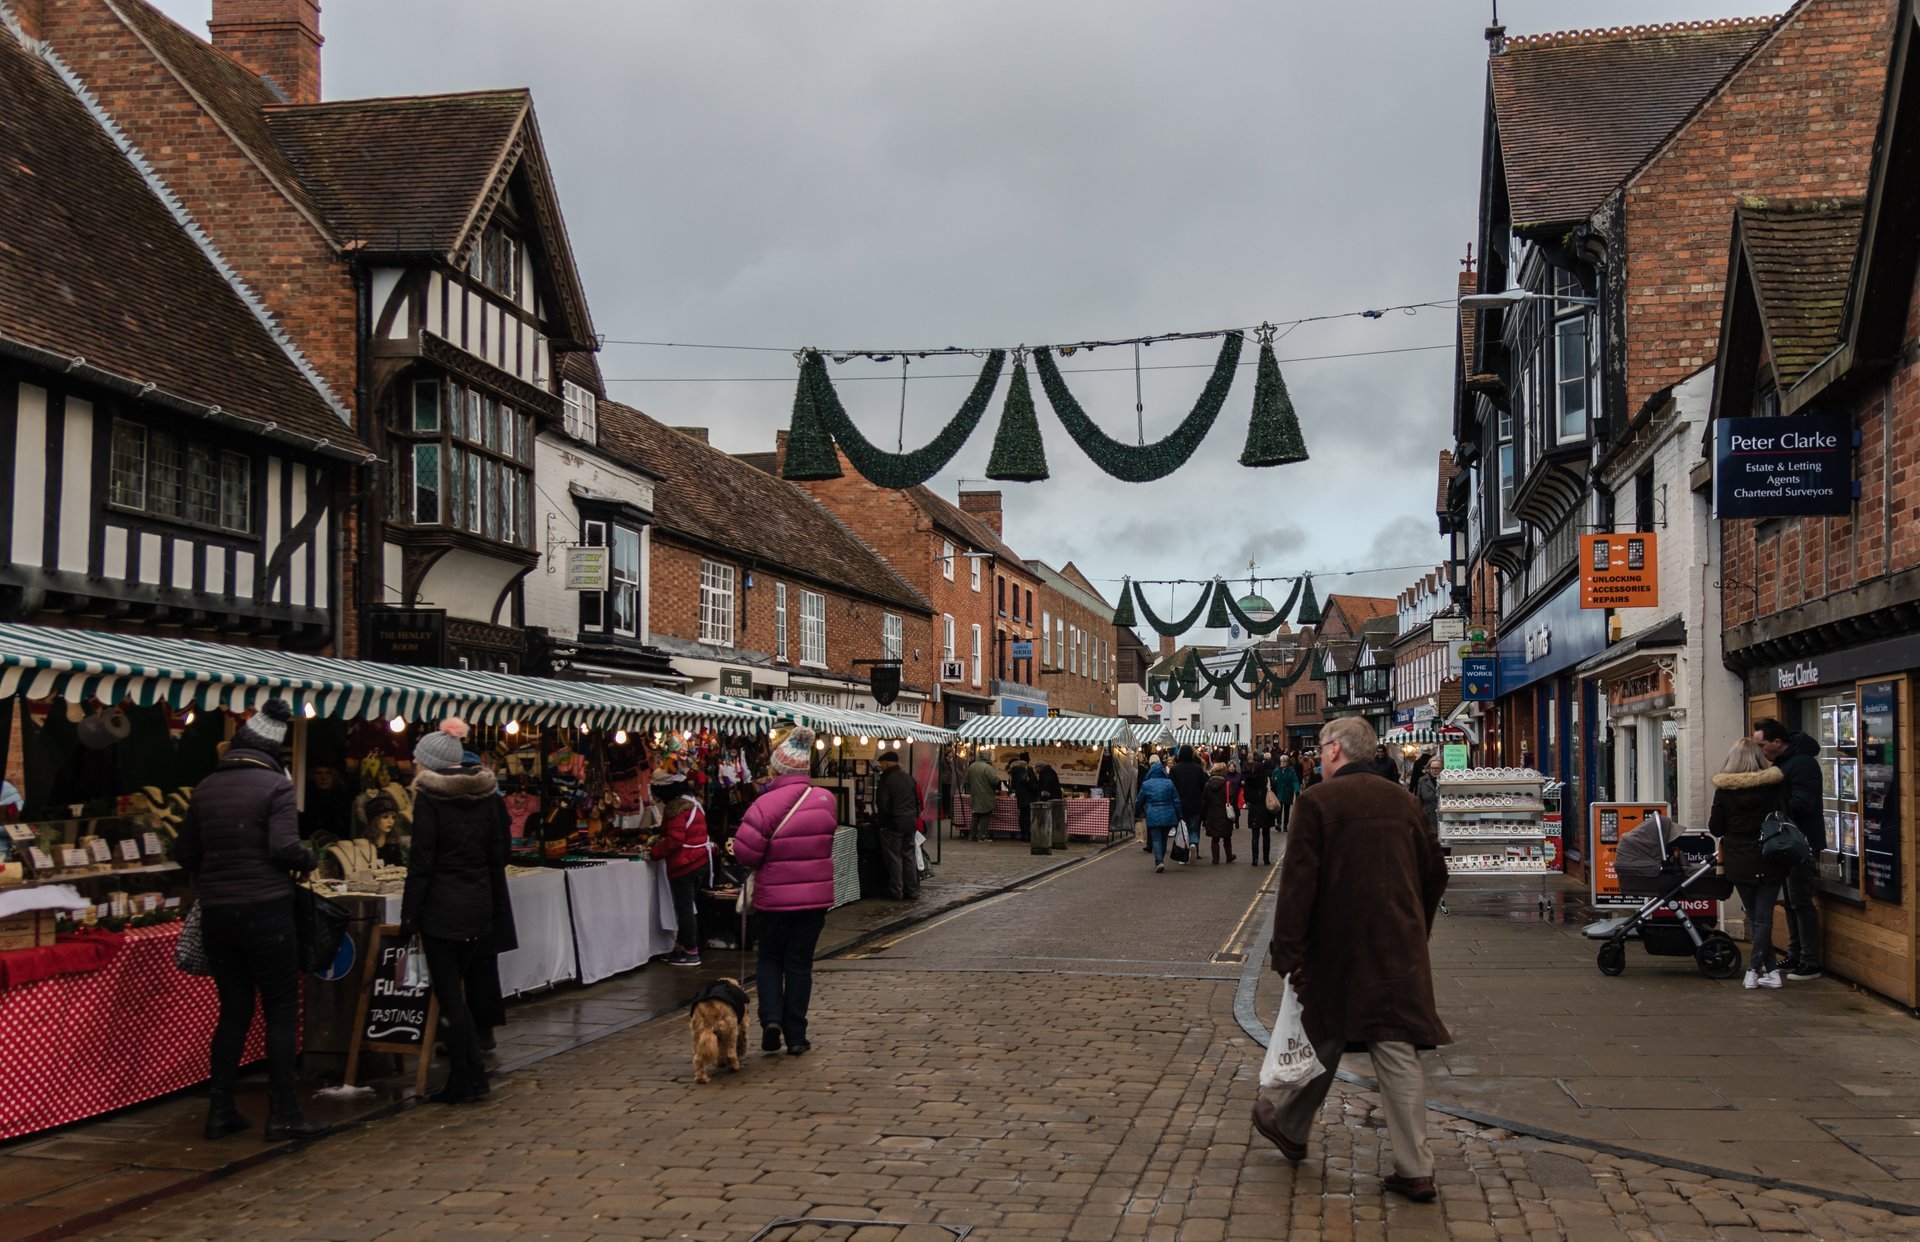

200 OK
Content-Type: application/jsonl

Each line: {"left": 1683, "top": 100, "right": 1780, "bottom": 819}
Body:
{"left": 524, "top": 432, "right": 658, "bottom": 641}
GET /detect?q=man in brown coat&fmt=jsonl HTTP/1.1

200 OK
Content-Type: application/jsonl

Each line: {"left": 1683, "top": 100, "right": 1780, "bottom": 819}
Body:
{"left": 1253, "top": 716, "right": 1450, "bottom": 1202}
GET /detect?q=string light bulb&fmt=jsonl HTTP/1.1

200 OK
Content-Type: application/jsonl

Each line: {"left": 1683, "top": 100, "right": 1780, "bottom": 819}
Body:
{"left": 505, "top": 720, "right": 520, "bottom": 736}
{"left": 183, "top": 710, "right": 196, "bottom": 725}
{"left": 389, "top": 716, "right": 407, "bottom": 733}
{"left": 303, "top": 702, "right": 317, "bottom": 719}
{"left": 831, "top": 735, "right": 843, "bottom": 747}
{"left": 614, "top": 729, "right": 628, "bottom": 745}
{"left": 859, "top": 735, "right": 870, "bottom": 746}
{"left": 815, "top": 738, "right": 827, "bottom": 751}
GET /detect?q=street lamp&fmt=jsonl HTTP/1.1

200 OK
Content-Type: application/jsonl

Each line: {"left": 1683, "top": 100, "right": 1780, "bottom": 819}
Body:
{"left": 1458, "top": 288, "right": 1597, "bottom": 311}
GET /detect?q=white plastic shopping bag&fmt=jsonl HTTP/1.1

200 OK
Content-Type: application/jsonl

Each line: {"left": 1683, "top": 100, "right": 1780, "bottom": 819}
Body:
{"left": 913, "top": 830, "right": 929, "bottom": 875}
{"left": 1259, "top": 977, "right": 1324, "bottom": 1091}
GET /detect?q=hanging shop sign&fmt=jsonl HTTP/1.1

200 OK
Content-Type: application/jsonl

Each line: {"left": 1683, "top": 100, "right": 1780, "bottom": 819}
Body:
{"left": 365, "top": 608, "right": 446, "bottom": 668}
{"left": 1010, "top": 641, "right": 1033, "bottom": 661}
{"left": 719, "top": 668, "right": 754, "bottom": 696}
{"left": 1860, "top": 680, "right": 1902, "bottom": 904}
{"left": 1713, "top": 415, "right": 1855, "bottom": 518}
{"left": 565, "top": 545, "right": 611, "bottom": 591}
{"left": 1432, "top": 616, "right": 1466, "bottom": 642}
{"left": 1460, "top": 656, "right": 1497, "bottom": 701}
{"left": 1579, "top": 533, "right": 1659, "bottom": 609}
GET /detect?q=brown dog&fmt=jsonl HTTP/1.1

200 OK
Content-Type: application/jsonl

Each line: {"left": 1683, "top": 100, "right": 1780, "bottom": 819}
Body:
{"left": 689, "top": 977, "right": 750, "bottom": 1084}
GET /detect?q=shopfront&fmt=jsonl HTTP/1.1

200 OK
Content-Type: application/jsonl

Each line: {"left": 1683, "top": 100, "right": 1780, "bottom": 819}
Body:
{"left": 1493, "top": 579, "right": 1610, "bottom": 880}
{"left": 1745, "top": 632, "right": 1920, "bottom": 1006}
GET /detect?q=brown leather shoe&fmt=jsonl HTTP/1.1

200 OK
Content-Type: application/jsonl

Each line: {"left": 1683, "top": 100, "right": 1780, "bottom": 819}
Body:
{"left": 1383, "top": 1174, "right": 1437, "bottom": 1202}
{"left": 1250, "top": 1100, "right": 1306, "bottom": 1164}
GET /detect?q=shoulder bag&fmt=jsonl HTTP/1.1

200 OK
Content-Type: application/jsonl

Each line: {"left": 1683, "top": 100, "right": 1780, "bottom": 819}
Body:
{"left": 737, "top": 787, "right": 815, "bottom": 917}
{"left": 1758, "top": 809, "right": 1812, "bottom": 868}
{"left": 174, "top": 902, "right": 213, "bottom": 976}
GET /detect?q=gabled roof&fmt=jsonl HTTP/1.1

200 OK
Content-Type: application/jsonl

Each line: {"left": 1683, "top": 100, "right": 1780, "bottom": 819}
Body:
{"left": 905, "top": 486, "right": 1029, "bottom": 572}
{"left": 594, "top": 401, "right": 931, "bottom": 614}
{"left": 1490, "top": 18, "right": 1774, "bottom": 229}
{"left": 0, "top": 25, "right": 349, "bottom": 453}
{"left": 1737, "top": 198, "right": 1864, "bottom": 386}
{"left": 1029, "top": 560, "right": 1114, "bottom": 618}
{"left": 1321, "top": 595, "right": 1397, "bottom": 636}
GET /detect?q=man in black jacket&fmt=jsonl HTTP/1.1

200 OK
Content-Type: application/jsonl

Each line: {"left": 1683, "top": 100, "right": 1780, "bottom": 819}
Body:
{"left": 1755, "top": 717, "right": 1824, "bottom": 980}
{"left": 1007, "top": 753, "right": 1038, "bottom": 842}
{"left": 872, "top": 751, "right": 921, "bottom": 900}
{"left": 1169, "top": 746, "right": 1209, "bottom": 861}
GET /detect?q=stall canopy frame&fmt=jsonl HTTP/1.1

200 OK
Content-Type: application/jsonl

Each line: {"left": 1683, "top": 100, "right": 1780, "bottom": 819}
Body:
{"left": 0, "top": 623, "right": 767, "bottom": 734}
{"left": 1381, "top": 725, "right": 1468, "bottom": 746}
{"left": 1129, "top": 721, "right": 1170, "bottom": 747}
{"left": 1169, "top": 727, "right": 1236, "bottom": 748}
{"left": 692, "top": 692, "right": 953, "bottom": 745}
{"left": 953, "top": 715, "right": 1142, "bottom": 748}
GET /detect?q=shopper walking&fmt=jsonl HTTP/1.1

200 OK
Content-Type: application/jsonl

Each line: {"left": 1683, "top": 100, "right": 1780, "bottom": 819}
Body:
{"left": 1225, "top": 760, "right": 1243, "bottom": 831}
{"left": 404, "top": 725, "right": 514, "bottom": 1105}
{"left": 177, "top": 699, "right": 325, "bottom": 1141}
{"left": 733, "top": 728, "right": 839, "bottom": 1055}
{"left": 1269, "top": 753, "right": 1301, "bottom": 840}
{"left": 1203, "top": 762, "right": 1236, "bottom": 864}
{"left": 649, "top": 767, "right": 713, "bottom": 965}
{"left": 1413, "top": 752, "right": 1442, "bottom": 833}
{"left": 872, "top": 750, "right": 922, "bottom": 900}
{"left": 965, "top": 751, "right": 1001, "bottom": 841}
{"left": 1754, "top": 718, "right": 1824, "bottom": 980}
{"left": 1169, "top": 746, "right": 1208, "bottom": 862}
{"left": 1134, "top": 760, "right": 1182, "bottom": 873}
{"left": 1245, "top": 751, "right": 1273, "bottom": 867}
{"left": 1255, "top": 717, "right": 1449, "bottom": 1202}
{"left": 1709, "top": 738, "right": 1790, "bottom": 989}
{"left": 1008, "top": 753, "right": 1038, "bottom": 841}
{"left": 1370, "top": 744, "right": 1402, "bottom": 783}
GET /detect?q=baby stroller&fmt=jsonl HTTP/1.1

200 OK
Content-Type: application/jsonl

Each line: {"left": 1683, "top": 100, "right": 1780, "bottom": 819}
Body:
{"left": 1582, "top": 811, "right": 1742, "bottom": 979}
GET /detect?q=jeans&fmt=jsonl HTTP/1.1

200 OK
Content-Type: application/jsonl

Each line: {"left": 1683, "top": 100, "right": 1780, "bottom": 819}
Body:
{"left": 1275, "top": 802, "right": 1292, "bottom": 832}
{"left": 1735, "top": 880, "right": 1782, "bottom": 974}
{"left": 1249, "top": 821, "right": 1272, "bottom": 864}
{"left": 1782, "top": 858, "right": 1820, "bottom": 969}
{"left": 668, "top": 873, "right": 699, "bottom": 951}
{"left": 203, "top": 900, "right": 301, "bottom": 1097}
{"left": 421, "top": 935, "right": 485, "bottom": 1092}
{"left": 1148, "top": 825, "right": 1169, "bottom": 865}
{"left": 755, "top": 908, "right": 828, "bottom": 1045}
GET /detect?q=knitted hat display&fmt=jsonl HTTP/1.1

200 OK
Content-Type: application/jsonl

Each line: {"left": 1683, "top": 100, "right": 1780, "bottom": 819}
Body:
{"left": 770, "top": 727, "right": 816, "bottom": 776}
{"left": 413, "top": 729, "right": 466, "bottom": 772}
{"left": 233, "top": 699, "right": 294, "bottom": 753}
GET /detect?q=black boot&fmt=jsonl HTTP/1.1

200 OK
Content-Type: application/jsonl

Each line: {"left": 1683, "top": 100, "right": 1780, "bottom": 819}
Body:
{"left": 263, "top": 1091, "right": 327, "bottom": 1141}
{"left": 204, "top": 1088, "right": 250, "bottom": 1140}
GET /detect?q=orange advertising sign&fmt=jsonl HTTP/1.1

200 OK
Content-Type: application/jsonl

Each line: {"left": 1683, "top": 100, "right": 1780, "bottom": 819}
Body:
{"left": 1579, "top": 533, "right": 1658, "bottom": 609}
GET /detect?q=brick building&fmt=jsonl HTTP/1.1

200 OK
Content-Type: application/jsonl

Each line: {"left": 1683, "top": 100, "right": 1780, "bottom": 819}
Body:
{"left": 778, "top": 451, "right": 1042, "bottom": 726}
{"left": 597, "top": 407, "right": 934, "bottom": 720}
{"left": 1390, "top": 568, "right": 1461, "bottom": 741}
{"left": 1028, "top": 561, "right": 1119, "bottom": 718}
{"left": 1702, "top": 0, "right": 1920, "bottom": 1005}
{"left": 1248, "top": 630, "right": 1319, "bottom": 753}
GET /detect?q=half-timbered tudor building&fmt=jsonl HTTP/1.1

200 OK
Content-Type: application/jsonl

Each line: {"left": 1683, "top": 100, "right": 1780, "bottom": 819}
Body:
{"left": 0, "top": 11, "right": 364, "bottom": 646}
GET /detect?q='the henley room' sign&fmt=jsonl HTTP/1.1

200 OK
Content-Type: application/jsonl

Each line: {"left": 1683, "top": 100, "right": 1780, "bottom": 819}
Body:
{"left": 1713, "top": 415, "right": 1855, "bottom": 518}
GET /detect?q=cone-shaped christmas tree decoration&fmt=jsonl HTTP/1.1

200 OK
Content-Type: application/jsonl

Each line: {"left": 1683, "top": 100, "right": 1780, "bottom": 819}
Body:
{"left": 1204, "top": 580, "right": 1231, "bottom": 630}
{"left": 1295, "top": 574, "right": 1321, "bottom": 627}
{"left": 781, "top": 352, "right": 843, "bottom": 481}
{"left": 1240, "top": 338, "right": 1310, "bottom": 467}
{"left": 1111, "top": 579, "right": 1138, "bottom": 628}
{"left": 985, "top": 356, "right": 1049, "bottom": 481}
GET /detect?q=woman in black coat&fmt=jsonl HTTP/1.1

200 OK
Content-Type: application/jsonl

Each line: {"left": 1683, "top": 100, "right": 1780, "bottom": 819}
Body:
{"left": 402, "top": 726, "right": 514, "bottom": 1103}
{"left": 177, "top": 699, "right": 325, "bottom": 1141}
{"left": 1707, "top": 737, "right": 1789, "bottom": 989}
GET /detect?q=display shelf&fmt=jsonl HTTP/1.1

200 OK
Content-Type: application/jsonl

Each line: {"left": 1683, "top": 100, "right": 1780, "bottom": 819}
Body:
{"left": 1440, "top": 827, "right": 1552, "bottom": 841}
{"left": 1445, "top": 861, "right": 1549, "bottom": 875}
{"left": 1438, "top": 802, "right": 1546, "bottom": 814}
{"left": 1435, "top": 769, "right": 1553, "bottom": 914}
{"left": 14, "top": 862, "right": 182, "bottom": 889}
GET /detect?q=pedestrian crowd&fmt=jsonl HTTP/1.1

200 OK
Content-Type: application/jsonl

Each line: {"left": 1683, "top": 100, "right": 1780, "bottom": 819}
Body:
{"left": 1134, "top": 743, "right": 1317, "bottom": 873}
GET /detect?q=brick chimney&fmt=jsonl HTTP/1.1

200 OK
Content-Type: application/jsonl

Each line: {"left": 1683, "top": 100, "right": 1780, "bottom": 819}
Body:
{"left": 209, "top": 0, "right": 323, "bottom": 105}
{"left": 1160, "top": 634, "right": 1177, "bottom": 660}
{"left": 958, "top": 489, "right": 1002, "bottom": 535}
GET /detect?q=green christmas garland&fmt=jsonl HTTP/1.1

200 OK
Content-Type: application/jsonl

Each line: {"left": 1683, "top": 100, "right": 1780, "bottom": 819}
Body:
{"left": 1221, "top": 575, "right": 1305, "bottom": 636}
{"left": 1131, "top": 580, "right": 1216, "bottom": 637}
{"left": 1032, "top": 332, "right": 1245, "bottom": 482}
{"left": 1152, "top": 639, "right": 1317, "bottom": 703}
{"left": 784, "top": 349, "right": 1009, "bottom": 486}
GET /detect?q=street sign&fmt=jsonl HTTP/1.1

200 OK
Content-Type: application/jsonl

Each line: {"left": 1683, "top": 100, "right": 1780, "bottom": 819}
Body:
{"left": 1713, "top": 414, "right": 1854, "bottom": 518}
{"left": 1460, "top": 655, "right": 1496, "bottom": 701}
{"left": 565, "top": 545, "right": 610, "bottom": 591}
{"left": 1579, "top": 533, "right": 1659, "bottom": 609}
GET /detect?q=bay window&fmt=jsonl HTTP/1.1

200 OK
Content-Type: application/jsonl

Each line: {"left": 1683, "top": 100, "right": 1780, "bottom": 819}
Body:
{"left": 799, "top": 590, "right": 826, "bottom": 666}
{"left": 1554, "top": 269, "right": 1590, "bottom": 443}
{"left": 388, "top": 376, "right": 533, "bottom": 549}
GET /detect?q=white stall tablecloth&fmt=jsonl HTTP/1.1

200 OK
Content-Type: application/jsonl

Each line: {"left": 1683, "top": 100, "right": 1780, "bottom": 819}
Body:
{"left": 831, "top": 826, "right": 861, "bottom": 909}
{"left": 496, "top": 868, "right": 577, "bottom": 996}
{"left": 565, "top": 859, "right": 678, "bottom": 985}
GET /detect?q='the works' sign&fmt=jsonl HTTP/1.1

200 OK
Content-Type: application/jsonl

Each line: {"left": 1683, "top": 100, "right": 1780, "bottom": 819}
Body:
{"left": 1713, "top": 415, "right": 1854, "bottom": 518}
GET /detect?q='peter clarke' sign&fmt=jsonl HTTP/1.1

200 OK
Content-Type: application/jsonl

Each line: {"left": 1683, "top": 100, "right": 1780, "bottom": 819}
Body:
{"left": 1579, "top": 533, "right": 1658, "bottom": 609}
{"left": 1713, "top": 415, "right": 1854, "bottom": 518}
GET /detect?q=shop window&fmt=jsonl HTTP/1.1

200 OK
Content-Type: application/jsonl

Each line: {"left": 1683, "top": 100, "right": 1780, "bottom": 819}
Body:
{"left": 799, "top": 590, "right": 826, "bottom": 667}
{"left": 700, "top": 560, "right": 735, "bottom": 647}
{"left": 1805, "top": 691, "right": 1863, "bottom": 897}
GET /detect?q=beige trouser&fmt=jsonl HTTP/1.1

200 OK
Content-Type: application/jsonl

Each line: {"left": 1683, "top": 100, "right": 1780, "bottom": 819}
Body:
{"left": 1261, "top": 1036, "right": 1434, "bottom": 1178}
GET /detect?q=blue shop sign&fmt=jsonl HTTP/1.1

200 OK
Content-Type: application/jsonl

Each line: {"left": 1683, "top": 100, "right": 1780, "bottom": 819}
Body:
{"left": 1495, "top": 580, "right": 1610, "bottom": 695}
{"left": 1394, "top": 707, "right": 1417, "bottom": 726}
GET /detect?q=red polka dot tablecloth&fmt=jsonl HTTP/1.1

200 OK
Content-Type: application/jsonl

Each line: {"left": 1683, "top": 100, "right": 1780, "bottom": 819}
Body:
{"left": 0, "top": 922, "right": 267, "bottom": 1141}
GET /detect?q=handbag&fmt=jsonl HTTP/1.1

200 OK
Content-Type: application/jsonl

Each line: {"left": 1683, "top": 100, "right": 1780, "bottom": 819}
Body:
{"left": 1265, "top": 785, "right": 1282, "bottom": 814}
{"left": 173, "top": 903, "right": 213, "bottom": 977}
{"left": 1759, "top": 810, "right": 1812, "bottom": 867}
{"left": 1259, "top": 977, "right": 1325, "bottom": 1091}
{"left": 738, "top": 788, "right": 814, "bottom": 917}
{"left": 293, "top": 884, "right": 351, "bottom": 974}
{"left": 397, "top": 935, "right": 432, "bottom": 990}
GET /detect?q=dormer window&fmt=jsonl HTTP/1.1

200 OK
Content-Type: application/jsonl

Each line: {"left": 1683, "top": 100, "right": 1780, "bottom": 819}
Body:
{"left": 563, "top": 380, "right": 597, "bottom": 442}
{"left": 468, "top": 223, "right": 523, "bottom": 302}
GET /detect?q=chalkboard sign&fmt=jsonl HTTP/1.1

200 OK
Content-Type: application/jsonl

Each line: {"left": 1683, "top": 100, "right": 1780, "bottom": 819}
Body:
{"left": 343, "top": 925, "right": 439, "bottom": 1096}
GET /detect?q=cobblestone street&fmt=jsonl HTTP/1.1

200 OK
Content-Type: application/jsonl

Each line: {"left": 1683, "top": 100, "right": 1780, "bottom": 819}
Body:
{"left": 77, "top": 846, "right": 1920, "bottom": 1240}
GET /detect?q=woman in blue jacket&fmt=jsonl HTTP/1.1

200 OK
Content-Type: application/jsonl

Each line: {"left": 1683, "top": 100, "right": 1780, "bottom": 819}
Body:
{"left": 1134, "top": 761, "right": 1184, "bottom": 873}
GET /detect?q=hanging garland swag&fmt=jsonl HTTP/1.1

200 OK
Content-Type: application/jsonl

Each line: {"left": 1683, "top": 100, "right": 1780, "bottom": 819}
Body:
{"left": 782, "top": 328, "right": 1309, "bottom": 487}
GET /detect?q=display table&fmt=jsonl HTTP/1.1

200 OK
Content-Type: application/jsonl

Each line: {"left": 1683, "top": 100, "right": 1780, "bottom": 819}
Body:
{"left": 955, "top": 794, "right": 1115, "bottom": 840}
{"left": 565, "top": 860, "right": 677, "bottom": 985}
{"left": 0, "top": 923, "right": 266, "bottom": 1141}
{"left": 497, "top": 868, "right": 576, "bottom": 997}
{"left": 954, "top": 792, "right": 1021, "bottom": 837}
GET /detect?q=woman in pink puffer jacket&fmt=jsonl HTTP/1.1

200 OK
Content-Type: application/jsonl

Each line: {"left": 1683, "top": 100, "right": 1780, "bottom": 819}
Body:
{"left": 733, "top": 726, "right": 839, "bottom": 1055}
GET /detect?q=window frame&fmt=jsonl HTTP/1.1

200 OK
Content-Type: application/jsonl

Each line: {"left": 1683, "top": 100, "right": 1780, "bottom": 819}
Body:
{"left": 562, "top": 380, "right": 598, "bottom": 443}
{"left": 388, "top": 376, "right": 534, "bottom": 549}
{"left": 699, "top": 559, "right": 737, "bottom": 648}
{"left": 882, "top": 612, "right": 904, "bottom": 662}
{"left": 107, "top": 417, "right": 255, "bottom": 536}
{"left": 1042, "top": 611, "right": 1051, "bottom": 664}
{"left": 970, "top": 624, "right": 983, "bottom": 686}
{"left": 798, "top": 589, "right": 827, "bottom": 668}
{"left": 775, "top": 582, "right": 789, "bottom": 663}
{"left": 1553, "top": 299, "right": 1590, "bottom": 445}
{"left": 942, "top": 613, "right": 955, "bottom": 661}
{"left": 970, "top": 555, "right": 981, "bottom": 591}
{"left": 941, "top": 540, "right": 955, "bottom": 581}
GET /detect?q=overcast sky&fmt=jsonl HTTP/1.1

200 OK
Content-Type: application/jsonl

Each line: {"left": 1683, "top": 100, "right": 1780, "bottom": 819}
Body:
{"left": 156, "top": 0, "right": 1789, "bottom": 639}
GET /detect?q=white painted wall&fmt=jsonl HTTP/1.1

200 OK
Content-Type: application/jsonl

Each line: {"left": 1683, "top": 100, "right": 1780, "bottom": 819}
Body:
{"left": 524, "top": 431, "right": 658, "bottom": 642}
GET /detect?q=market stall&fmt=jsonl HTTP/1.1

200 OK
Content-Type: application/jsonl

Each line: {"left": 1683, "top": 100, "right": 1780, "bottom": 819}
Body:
{"left": 952, "top": 716, "right": 1140, "bottom": 842}
{"left": 0, "top": 622, "right": 768, "bottom": 1139}
{"left": 1170, "top": 727, "right": 1237, "bottom": 750}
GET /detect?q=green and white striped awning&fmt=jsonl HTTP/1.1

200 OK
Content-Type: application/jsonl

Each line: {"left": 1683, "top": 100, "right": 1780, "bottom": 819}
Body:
{"left": 0, "top": 623, "right": 766, "bottom": 734}
{"left": 1170, "top": 727, "right": 1236, "bottom": 748}
{"left": 955, "top": 715, "right": 1136, "bottom": 747}
{"left": 693, "top": 693, "right": 952, "bottom": 744}
{"left": 1129, "top": 721, "right": 1170, "bottom": 746}
{"left": 1381, "top": 725, "right": 1467, "bottom": 746}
